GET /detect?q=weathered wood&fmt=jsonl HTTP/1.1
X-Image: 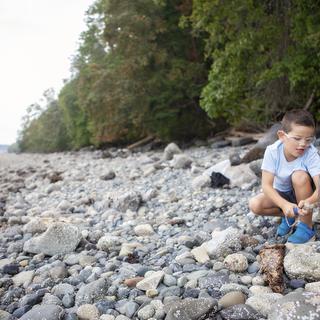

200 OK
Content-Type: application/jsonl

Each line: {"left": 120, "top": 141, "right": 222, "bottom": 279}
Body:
{"left": 127, "top": 135, "right": 155, "bottom": 150}
{"left": 240, "top": 123, "right": 281, "bottom": 163}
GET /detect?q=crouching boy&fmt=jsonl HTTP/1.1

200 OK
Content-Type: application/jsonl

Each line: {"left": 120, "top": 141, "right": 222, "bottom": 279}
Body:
{"left": 249, "top": 109, "right": 320, "bottom": 244}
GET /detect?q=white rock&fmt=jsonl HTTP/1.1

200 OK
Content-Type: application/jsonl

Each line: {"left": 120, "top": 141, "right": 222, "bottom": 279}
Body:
{"left": 191, "top": 246, "right": 210, "bottom": 263}
{"left": 134, "top": 224, "right": 154, "bottom": 236}
{"left": 284, "top": 244, "right": 320, "bottom": 281}
{"left": 136, "top": 271, "right": 164, "bottom": 291}
{"left": 192, "top": 175, "right": 211, "bottom": 190}
{"left": 246, "top": 293, "right": 283, "bottom": 317}
{"left": 224, "top": 253, "right": 248, "bottom": 272}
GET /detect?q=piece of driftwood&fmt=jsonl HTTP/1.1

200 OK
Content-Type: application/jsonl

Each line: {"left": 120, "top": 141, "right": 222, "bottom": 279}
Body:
{"left": 240, "top": 123, "right": 281, "bottom": 163}
{"left": 259, "top": 243, "right": 286, "bottom": 293}
{"left": 127, "top": 136, "right": 155, "bottom": 151}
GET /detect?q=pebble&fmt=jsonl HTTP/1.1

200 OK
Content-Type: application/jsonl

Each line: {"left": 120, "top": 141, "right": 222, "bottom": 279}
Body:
{"left": 1, "top": 144, "right": 319, "bottom": 320}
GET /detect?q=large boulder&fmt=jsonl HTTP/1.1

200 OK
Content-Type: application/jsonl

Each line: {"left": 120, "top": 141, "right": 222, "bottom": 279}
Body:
{"left": 204, "top": 160, "right": 257, "bottom": 188}
{"left": 268, "top": 291, "right": 320, "bottom": 320}
{"left": 23, "top": 223, "right": 82, "bottom": 256}
{"left": 284, "top": 243, "right": 320, "bottom": 281}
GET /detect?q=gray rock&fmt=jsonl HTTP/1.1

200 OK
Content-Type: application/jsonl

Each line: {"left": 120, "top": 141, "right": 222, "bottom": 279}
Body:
{"left": 114, "top": 191, "right": 141, "bottom": 212}
{"left": 198, "top": 273, "right": 230, "bottom": 291}
{"left": 246, "top": 293, "right": 283, "bottom": 317}
{"left": 268, "top": 291, "right": 320, "bottom": 320}
{"left": 203, "top": 227, "right": 243, "bottom": 258}
{"left": 100, "top": 170, "right": 116, "bottom": 180}
{"left": 164, "top": 143, "right": 182, "bottom": 160}
{"left": 75, "top": 278, "right": 110, "bottom": 306}
{"left": 284, "top": 244, "right": 320, "bottom": 281}
{"left": 219, "top": 304, "right": 262, "bottom": 320}
{"left": 23, "top": 223, "right": 82, "bottom": 256}
{"left": 249, "top": 159, "right": 263, "bottom": 178}
{"left": 165, "top": 297, "right": 218, "bottom": 320}
{"left": 171, "top": 154, "right": 192, "bottom": 169}
{"left": 20, "top": 304, "right": 64, "bottom": 320}
{"left": 0, "top": 310, "right": 15, "bottom": 320}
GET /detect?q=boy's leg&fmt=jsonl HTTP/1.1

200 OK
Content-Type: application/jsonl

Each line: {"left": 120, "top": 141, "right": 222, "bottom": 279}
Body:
{"left": 249, "top": 193, "right": 283, "bottom": 216}
{"left": 291, "top": 170, "right": 313, "bottom": 228}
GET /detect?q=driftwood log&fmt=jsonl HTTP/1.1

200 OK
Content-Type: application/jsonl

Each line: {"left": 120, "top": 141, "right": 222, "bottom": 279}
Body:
{"left": 240, "top": 123, "right": 281, "bottom": 163}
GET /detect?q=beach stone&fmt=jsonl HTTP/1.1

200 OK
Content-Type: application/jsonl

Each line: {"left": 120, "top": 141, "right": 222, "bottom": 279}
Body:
{"left": 97, "top": 235, "right": 121, "bottom": 251}
{"left": 52, "top": 283, "right": 75, "bottom": 298}
{"left": 22, "top": 219, "right": 47, "bottom": 234}
{"left": 251, "top": 276, "right": 264, "bottom": 286}
{"left": 204, "top": 160, "right": 257, "bottom": 188}
{"left": 284, "top": 244, "right": 320, "bottom": 281}
{"left": 192, "top": 175, "right": 211, "bottom": 190}
{"left": 100, "top": 316, "right": 115, "bottom": 320}
{"left": 12, "top": 270, "right": 34, "bottom": 287}
{"left": 165, "top": 297, "right": 218, "bottom": 320}
{"left": 20, "top": 304, "right": 64, "bottom": 320}
{"left": 249, "top": 285, "right": 273, "bottom": 295}
{"left": 114, "top": 191, "right": 141, "bottom": 212}
{"left": 289, "top": 279, "right": 306, "bottom": 289}
{"left": 218, "top": 291, "right": 246, "bottom": 308}
{"left": 137, "top": 304, "right": 155, "bottom": 320}
{"left": 191, "top": 246, "right": 210, "bottom": 263}
{"left": 218, "top": 304, "right": 262, "bottom": 320}
{"left": 134, "top": 224, "right": 154, "bottom": 236}
{"left": 268, "top": 291, "right": 320, "bottom": 320}
{"left": 23, "top": 222, "right": 82, "bottom": 256}
{"left": 136, "top": 271, "right": 164, "bottom": 291}
{"left": 240, "top": 275, "right": 252, "bottom": 285}
{"left": 76, "top": 304, "right": 100, "bottom": 320}
{"left": 198, "top": 273, "right": 230, "bottom": 291}
{"left": 171, "top": 154, "right": 192, "bottom": 169}
{"left": 75, "top": 278, "right": 110, "bottom": 306}
{"left": 246, "top": 293, "right": 283, "bottom": 317}
{"left": 203, "top": 227, "right": 243, "bottom": 258}
{"left": 163, "top": 143, "right": 182, "bottom": 160}
{"left": 224, "top": 253, "right": 248, "bottom": 272}
{"left": 0, "top": 310, "right": 14, "bottom": 320}
{"left": 100, "top": 170, "right": 116, "bottom": 180}
{"left": 305, "top": 281, "right": 320, "bottom": 293}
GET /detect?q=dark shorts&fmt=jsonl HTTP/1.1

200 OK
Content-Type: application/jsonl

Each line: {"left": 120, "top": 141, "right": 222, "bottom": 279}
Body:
{"left": 276, "top": 189, "right": 297, "bottom": 204}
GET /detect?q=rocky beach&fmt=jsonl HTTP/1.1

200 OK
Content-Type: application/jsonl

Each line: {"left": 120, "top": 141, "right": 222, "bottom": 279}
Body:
{"left": 1, "top": 141, "right": 320, "bottom": 320}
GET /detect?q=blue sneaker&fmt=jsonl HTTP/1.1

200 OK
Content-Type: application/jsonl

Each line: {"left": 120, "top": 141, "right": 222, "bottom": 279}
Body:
{"left": 276, "top": 217, "right": 295, "bottom": 237}
{"left": 287, "top": 222, "right": 316, "bottom": 244}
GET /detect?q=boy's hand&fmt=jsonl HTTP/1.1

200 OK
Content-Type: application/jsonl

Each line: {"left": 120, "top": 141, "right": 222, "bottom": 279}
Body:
{"left": 298, "top": 200, "right": 313, "bottom": 216}
{"left": 282, "top": 202, "right": 299, "bottom": 218}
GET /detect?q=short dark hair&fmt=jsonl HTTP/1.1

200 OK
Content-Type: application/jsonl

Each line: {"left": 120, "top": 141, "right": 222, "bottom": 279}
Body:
{"left": 281, "top": 109, "right": 315, "bottom": 132}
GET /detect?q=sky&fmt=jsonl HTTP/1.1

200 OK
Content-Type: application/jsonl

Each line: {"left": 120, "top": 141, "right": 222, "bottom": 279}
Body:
{"left": 0, "top": 0, "right": 95, "bottom": 144}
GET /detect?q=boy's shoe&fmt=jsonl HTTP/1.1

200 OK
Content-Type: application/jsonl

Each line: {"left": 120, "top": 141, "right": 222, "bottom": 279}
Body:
{"left": 276, "top": 217, "right": 295, "bottom": 237}
{"left": 287, "top": 222, "right": 316, "bottom": 244}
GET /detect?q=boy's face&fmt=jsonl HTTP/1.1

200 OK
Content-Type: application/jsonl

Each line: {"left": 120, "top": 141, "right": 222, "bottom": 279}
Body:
{"left": 278, "top": 123, "right": 316, "bottom": 160}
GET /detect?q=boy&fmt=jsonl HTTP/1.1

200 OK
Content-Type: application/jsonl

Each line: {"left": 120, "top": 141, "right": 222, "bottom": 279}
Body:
{"left": 249, "top": 109, "right": 320, "bottom": 244}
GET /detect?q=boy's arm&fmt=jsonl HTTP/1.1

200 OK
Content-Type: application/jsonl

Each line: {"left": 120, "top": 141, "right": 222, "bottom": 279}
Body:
{"left": 298, "top": 174, "right": 320, "bottom": 213}
{"left": 262, "top": 170, "right": 296, "bottom": 216}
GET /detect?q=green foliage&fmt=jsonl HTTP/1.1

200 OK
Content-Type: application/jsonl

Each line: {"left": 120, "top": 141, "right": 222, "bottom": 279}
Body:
{"left": 70, "top": 0, "right": 213, "bottom": 145}
{"left": 59, "top": 79, "right": 91, "bottom": 149}
{"left": 189, "top": 0, "right": 320, "bottom": 127}
{"left": 19, "top": 98, "right": 70, "bottom": 153}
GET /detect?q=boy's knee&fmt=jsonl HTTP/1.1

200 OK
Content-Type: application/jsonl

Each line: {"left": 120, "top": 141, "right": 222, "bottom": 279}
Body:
{"left": 291, "top": 170, "right": 310, "bottom": 187}
{"left": 248, "top": 198, "right": 261, "bottom": 215}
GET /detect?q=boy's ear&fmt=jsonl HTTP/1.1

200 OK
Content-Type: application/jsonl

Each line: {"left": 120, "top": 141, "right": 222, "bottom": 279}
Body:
{"left": 277, "top": 130, "right": 286, "bottom": 142}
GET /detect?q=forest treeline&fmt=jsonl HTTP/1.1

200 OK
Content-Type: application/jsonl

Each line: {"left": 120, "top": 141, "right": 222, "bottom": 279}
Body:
{"left": 18, "top": 0, "right": 320, "bottom": 152}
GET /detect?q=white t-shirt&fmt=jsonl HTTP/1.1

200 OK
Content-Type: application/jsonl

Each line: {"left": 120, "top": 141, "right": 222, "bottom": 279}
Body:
{"left": 261, "top": 140, "right": 320, "bottom": 192}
